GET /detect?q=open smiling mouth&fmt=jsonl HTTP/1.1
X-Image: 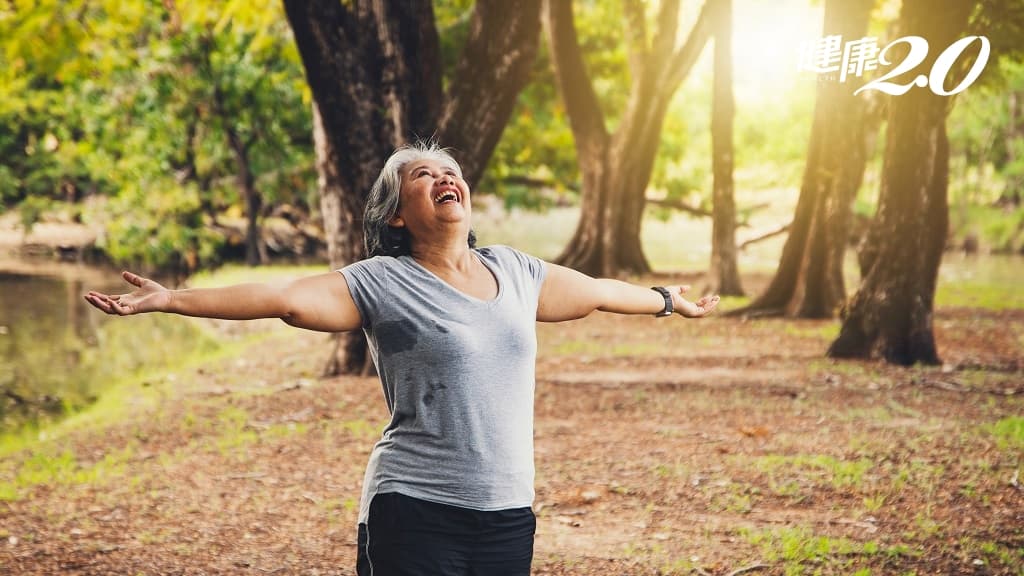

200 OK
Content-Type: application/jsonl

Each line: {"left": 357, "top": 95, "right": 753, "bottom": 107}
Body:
{"left": 433, "top": 190, "right": 459, "bottom": 204}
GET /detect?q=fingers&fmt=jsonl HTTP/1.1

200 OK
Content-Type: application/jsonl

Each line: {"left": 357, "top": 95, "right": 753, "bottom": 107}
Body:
{"left": 698, "top": 295, "right": 720, "bottom": 308}
{"left": 681, "top": 294, "right": 721, "bottom": 317}
{"left": 122, "top": 270, "right": 144, "bottom": 287}
{"left": 84, "top": 292, "right": 130, "bottom": 315}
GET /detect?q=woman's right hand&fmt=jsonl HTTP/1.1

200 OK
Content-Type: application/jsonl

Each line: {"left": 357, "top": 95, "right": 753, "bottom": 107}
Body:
{"left": 84, "top": 271, "right": 171, "bottom": 316}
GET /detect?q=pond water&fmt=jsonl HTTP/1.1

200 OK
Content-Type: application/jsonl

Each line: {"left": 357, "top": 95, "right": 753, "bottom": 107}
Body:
{"left": 0, "top": 258, "right": 222, "bottom": 432}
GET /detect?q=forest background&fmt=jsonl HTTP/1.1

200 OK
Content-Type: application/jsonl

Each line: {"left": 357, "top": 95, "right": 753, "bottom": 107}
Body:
{"left": 1, "top": 1, "right": 1023, "bottom": 574}
{"left": 3, "top": 0, "right": 1021, "bottom": 276}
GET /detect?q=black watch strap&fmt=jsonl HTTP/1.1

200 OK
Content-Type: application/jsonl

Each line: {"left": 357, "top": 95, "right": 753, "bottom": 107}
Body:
{"left": 651, "top": 286, "right": 673, "bottom": 317}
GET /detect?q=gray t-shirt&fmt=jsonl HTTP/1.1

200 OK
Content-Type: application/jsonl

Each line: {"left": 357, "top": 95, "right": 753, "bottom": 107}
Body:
{"left": 339, "top": 245, "right": 547, "bottom": 523}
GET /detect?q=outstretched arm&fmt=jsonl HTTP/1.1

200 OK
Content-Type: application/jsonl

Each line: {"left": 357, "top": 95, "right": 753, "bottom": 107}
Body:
{"left": 536, "top": 263, "right": 719, "bottom": 322}
{"left": 84, "top": 270, "right": 363, "bottom": 333}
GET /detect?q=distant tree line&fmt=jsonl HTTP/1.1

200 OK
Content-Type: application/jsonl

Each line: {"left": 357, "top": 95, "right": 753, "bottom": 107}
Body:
{"left": 2, "top": 0, "right": 1023, "bottom": 369}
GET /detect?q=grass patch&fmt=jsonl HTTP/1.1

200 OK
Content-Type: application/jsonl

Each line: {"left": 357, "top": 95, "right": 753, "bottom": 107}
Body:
{"left": 739, "top": 526, "right": 886, "bottom": 574}
{"left": 958, "top": 537, "right": 1024, "bottom": 574}
{"left": 212, "top": 406, "right": 256, "bottom": 454}
{"left": 187, "top": 263, "right": 328, "bottom": 287}
{"left": 755, "top": 454, "right": 873, "bottom": 490}
{"left": 703, "top": 481, "right": 758, "bottom": 515}
{"left": 0, "top": 326, "right": 289, "bottom": 501}
{"left": 936, "top": 252, "right": 1024, "bottom": 310}
{"left": 717, "top": 295, "right": 751, "bottom": 312}
{"left": 989, "top": 416, "right": 1024, "bottom": 451}
{"left": 783, "top": 322, "right": 841, "bottom": 341}
{"left": 0, "top": 445, "right": 135, "bottom": 501}
{"left": 0, "top": 320, "right": 279, "bottom": 460}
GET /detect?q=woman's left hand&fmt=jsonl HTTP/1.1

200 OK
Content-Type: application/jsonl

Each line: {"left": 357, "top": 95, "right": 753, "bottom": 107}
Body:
{"left": 667, "top": 285, "right": 720, "bottom": 318}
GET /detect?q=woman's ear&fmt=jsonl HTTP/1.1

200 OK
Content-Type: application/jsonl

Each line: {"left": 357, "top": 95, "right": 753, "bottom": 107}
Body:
{"left": 387, "top": 214, "right": 405, "bottom": 228}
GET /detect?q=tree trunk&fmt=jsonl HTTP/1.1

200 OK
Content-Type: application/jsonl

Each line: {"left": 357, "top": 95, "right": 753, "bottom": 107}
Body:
{"left": 224, "top": 124, "right": 264, "bottom": 267}
{"left": 546, "top": 0, "right": 714, "bottom": 278}
{"left": 313, "top": 103, "right": 372, "bottom": 375}
{"left": 733, "top": 0, "right": 873, "bottom": 317}
{"left": 706, "top": 0, "right": 743, "bottom": 296}
{"left": 438, "top": 0, "right": 544, "bottom": 187}
{"left": 828, "top": 0, "right": 974, "bottom": 365}
{"left": 284, "top": 0, "right": 542, "bottom": 374}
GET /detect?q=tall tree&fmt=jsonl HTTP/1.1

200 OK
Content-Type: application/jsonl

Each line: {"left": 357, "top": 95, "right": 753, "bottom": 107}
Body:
{"left": 283, "top": 0, "right": 543, "bottom": 374}
{"left": 545, "top": 0, "right": 715, "bottom": 277}
{"left": 706, "top": 0, "right": 743, "bottom": 295}
{"left": 734, "top": 0, "right": 875, "bottom": 317}
{"left": 828, "top": 0, "right": 977, "bottom": 365}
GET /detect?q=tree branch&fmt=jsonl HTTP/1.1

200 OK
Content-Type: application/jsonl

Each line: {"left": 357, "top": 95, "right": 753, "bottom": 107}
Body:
{"left": 622, "top": 0, "right": 649, "bottom": 75}
{"left": 500, "top": 175, "right": 580, "bottom": 192}
{"left": 738, "top": 222, "right": 791, "bottom": 250}
{"left": 651, "top": 0, "right": 681, "bottom": 56}
{"left": 646, "top": 197, "right": 771, "bottom": 228}
{"left": 664, "top": 0, "right": 716, "bottom": 89}
{"left": 645, "top": 197, "right": 712, "bottom": 218}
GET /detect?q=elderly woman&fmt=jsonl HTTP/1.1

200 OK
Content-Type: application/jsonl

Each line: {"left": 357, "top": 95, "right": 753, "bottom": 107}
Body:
{"left": 85, "top": 142, "right": 719, "bottom": 575}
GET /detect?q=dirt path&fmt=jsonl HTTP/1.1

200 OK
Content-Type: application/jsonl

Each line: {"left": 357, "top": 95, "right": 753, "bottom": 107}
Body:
{"left": 1, "top": 309, "right": 1021, "bottom": 575}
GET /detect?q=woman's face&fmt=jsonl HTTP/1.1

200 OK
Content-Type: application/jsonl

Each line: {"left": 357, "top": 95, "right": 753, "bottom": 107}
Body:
{"left": 389, "top": 158, "right": 472, "bottom": 239}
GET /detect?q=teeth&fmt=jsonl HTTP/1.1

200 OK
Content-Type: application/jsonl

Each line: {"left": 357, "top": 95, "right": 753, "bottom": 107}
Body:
{"left": 434, "top": 191, "right": 458, "bottom": 203}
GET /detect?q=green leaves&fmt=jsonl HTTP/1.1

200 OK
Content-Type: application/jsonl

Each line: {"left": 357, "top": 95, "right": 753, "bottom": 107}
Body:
{"left": 2, "top": 0, "right": 313, "bottom": 272}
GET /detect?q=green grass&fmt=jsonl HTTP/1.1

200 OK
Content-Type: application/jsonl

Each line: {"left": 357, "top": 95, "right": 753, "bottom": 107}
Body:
{"left": 783, "top": 321, "right": 841, "bottom": 341}
{"left": 704, "top": 481, "right": 758, "bottom": 514}
{"left": 0, "top": 284, "right": 295, "bottom": 500}
{"left": 949, "top": 203, "right": 1024, "bottom": 254}
{"left": 958, "top": 538, "right": 1024, "bottom": 575}
{"left": 187, "top": 263, "right": 329, "bottom": 287}
{"left": 936, "top": 278, "right": 1024, "bottom": 310}
{"left": 755, "top": 454, "right": 874, "bottom": 490}
{"left": 0, "top": 332, "right": 270, "bottom": 458}
{"left": 0, "top": 445, "right": 136, "bottom": 501}
{"left": 935, "top": 252, "right": 1024, "bottom": 310}
{"left": 739, "top": 526, "right": 885, "bottom": 574}
{"left": 989, "top": 416, "right": 1024, "bottom": 451}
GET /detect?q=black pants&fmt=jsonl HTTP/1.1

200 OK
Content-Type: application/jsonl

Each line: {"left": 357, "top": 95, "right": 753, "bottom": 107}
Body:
{"left": 356, "top": 492, "right": 535, "bottom": 576}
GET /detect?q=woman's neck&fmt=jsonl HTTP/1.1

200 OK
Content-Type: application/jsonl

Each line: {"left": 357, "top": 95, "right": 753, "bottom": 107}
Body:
{"left": 410, "top": 240, "right": 475, "bottom": 274}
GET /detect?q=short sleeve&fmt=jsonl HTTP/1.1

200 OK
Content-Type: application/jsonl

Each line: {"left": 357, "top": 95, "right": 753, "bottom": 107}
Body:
{"left": 496, "top": 245, "right": 547, "bottom": 301}
{"left": 338, "top": 257, "right": 391, "bottom": 328}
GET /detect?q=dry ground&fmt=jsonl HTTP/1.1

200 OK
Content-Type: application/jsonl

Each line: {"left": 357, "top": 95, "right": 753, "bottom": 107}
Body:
{"left": 1, "top": 297, "right": 1021, "bottom": 575}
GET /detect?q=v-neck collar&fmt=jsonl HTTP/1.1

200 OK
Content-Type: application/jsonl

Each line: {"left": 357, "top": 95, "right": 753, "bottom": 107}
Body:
{"left": 402, "top": 249, "right": 504, "bottom": 306}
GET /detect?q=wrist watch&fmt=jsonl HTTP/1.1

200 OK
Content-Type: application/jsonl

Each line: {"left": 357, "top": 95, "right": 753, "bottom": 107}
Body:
{"left": 651, "top": 286, "right": 673, "bottom": 317}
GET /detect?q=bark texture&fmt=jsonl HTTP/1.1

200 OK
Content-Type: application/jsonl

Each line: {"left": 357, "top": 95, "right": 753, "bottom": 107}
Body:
{"left": 828, "top": 0, "right": 975, "bottom": 365}
{"left": 546, "top": 0, "right": 714, "bottom": 277}
{"left": 707, "top": 0, "right": 743, "bottom": 296}
{"left": 284, "top": 0, "right": 542, "bottom": 374}
{"left": 735, "top": 0, "right": 874, "bottom": 317}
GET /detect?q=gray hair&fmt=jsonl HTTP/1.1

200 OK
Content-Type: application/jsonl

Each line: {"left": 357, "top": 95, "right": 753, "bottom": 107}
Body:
{"left": 364, "top": 141, "right": 476, "bottom": 257}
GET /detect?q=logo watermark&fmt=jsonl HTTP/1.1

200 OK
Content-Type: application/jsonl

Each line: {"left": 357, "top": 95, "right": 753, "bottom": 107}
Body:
{"left": 799, "top": 35, "right": 991, "bottom": 96}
